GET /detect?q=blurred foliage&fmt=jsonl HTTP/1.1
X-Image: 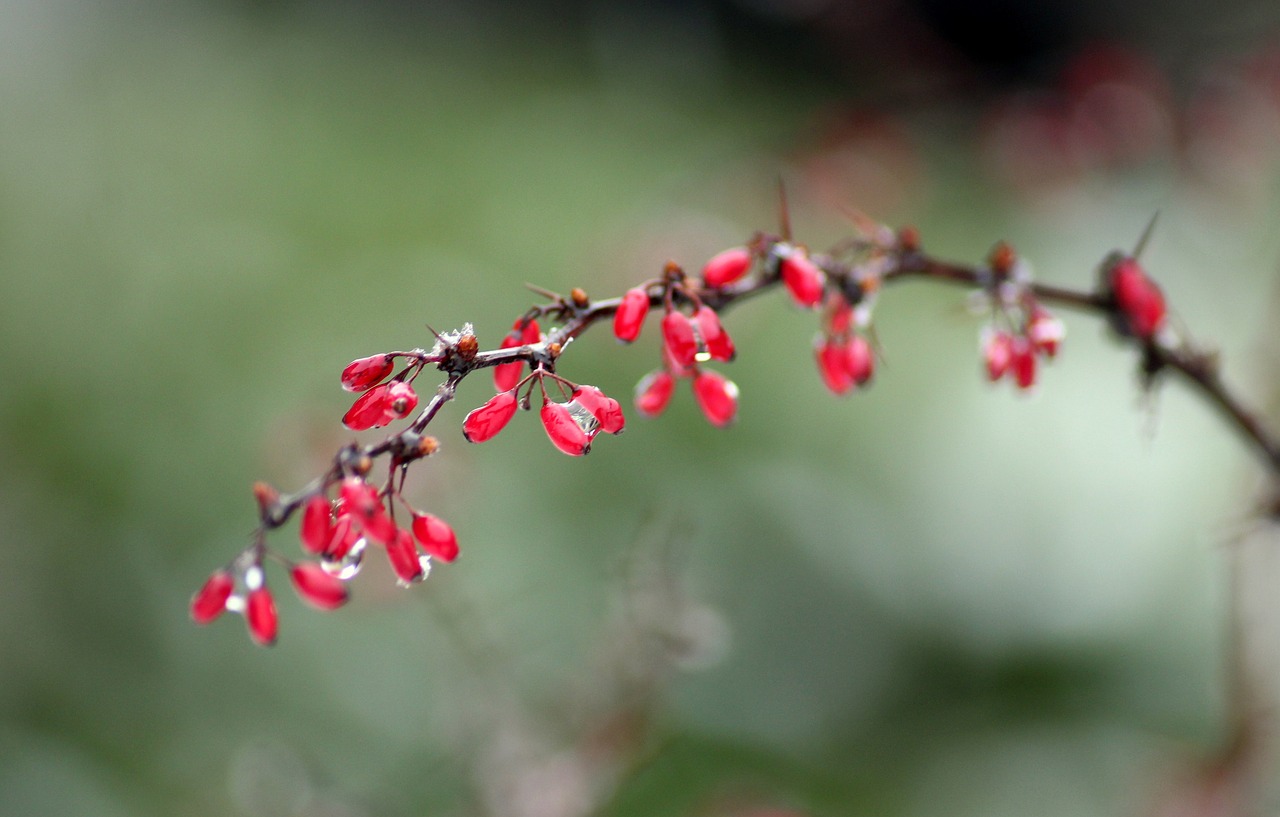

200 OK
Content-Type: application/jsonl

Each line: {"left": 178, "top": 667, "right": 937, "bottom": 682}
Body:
{"left": 2, "top": 1, "right": 1280, "bottom": 816}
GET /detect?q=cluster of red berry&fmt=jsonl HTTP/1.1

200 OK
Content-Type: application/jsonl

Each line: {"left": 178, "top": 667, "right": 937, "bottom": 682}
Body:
{"left": 194, "top": 213, "right": 1177, "bottom": 646}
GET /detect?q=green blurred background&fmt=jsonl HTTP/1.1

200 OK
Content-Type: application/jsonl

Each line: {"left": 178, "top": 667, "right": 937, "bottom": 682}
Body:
{"left": 3, "top": 1, "right": 1280, "bottom": 815}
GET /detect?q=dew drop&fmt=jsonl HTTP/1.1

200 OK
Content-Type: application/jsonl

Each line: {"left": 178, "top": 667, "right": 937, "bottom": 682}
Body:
{"left": 224, "top": 593, "right": 246, "bottom": 614}
{"left": 394, "top": 555, "right": 433, "bottom": 589}
{"left": 321, "top": 538, "right": 366, "bottom": 580}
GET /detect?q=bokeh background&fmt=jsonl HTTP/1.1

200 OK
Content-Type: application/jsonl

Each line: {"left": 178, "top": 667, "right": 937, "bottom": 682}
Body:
{"left": 4, "top": 1, "right": 1280, "bottom": 815}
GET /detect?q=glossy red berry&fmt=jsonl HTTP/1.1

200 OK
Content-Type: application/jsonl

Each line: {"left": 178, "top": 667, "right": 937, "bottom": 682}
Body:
{"left": 412, "top": 513, "right": 459, "bottom": 562}
{"left": 341, "top": 355, "right": 394, "bottom": 393}
{"left": 494, "top": 320, "right": 541, "bottom": 391}
{"left": 694, "top": 307, "right": 735, "bottom": 362}
{"left": 342, "top": 383, "right": 393, "bottom": 431}
{"left": 462, "top": 391, "right": 518, "bottom": 443}
{"left": 613, "top": 287, "right": 650, "bottom": 343}
{"left": 385, "top": 381, "right": 418, "bottom": 419}
{"left": 662, "top": 311, "right": 699, "bottom": 368}
{"left": 325, "top": 514, "right": 360, "bottom": 560}
{"left": 1010, "top": 336, "right": 1037, "bottom": 389}
{"left": 191, "top": 571, "right": 234, "bottom": 624}
{"left": 289, "top": 562, "right": 349, "bottom": 610}
{"left": 340, "top": 477, "right": 395, "bottom": 544}
{"left": 246, "top": 587, "right": 278, "bottom": 647}
{"left": 982, "top": 330, "right": 1014, "bottom": 381}
{"left": 540, "top": 401, "right": 593, "bottom": 456}
{"left": 780, "top": 252, "right": 825, "bottom": 308}
{"left": 386, "top": 528, "right": 425, "bottom": 583}
{"left": 300, "top": 494, "right": 334, "bottom": 555}
{"left": 816, "top": 338, "right": 854, "bottom": 395}
{"left": 572, "top": 385, "right": 625, "bottom": 434}
{"left": 845, "top": 334, "right": 875, "bottom": 385}
{"left": 693, "top": 370, "right": 738, "bottom": 427}
{"left": 1109, "top": 257, "right": 1166, "bottom": 339}
{"left": 635, "top": 370, "right": 675, "bottom": 417}
{"left": 702, "top": 247, "right": 753, "bottom": 288}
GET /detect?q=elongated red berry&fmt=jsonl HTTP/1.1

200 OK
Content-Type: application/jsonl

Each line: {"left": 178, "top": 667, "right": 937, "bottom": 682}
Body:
{"left": 341, "top": 355, "right": 394, "bottom": 393}
{"left": 845, "top": 334, "right": 874, "bottom": 385}
{"left": 412, "top": 513, "right": 459, "bottom": 562}
{"left": 340, "top": 477, "right": 395, "bottom": 544}
{"left": 635, "top": 370, "right": 675, "bottom": 417}
{"left": 387, "top": 529, "right": 425, "bottom": 583}
{"left": 325, "top": 514, "right": 360, "bottom": 560}
{"left": 693, "top": 370, "right": 738, "bottom": 427}
{"left": 1010, "top": 336, "right": 1037, "bottom": 389}
{"left": 614, "top": 287, "right": 650, "bottom": 343}
{"left": 289, "top": 562, "right": 349, "bottom": 610}
{"left": 662, "top": 311, "right": 699, "bottom": 368}
{"left": 462, "top": 390, "right": 518, "bottom": 443}
{"left": 246, "top": 587, "right": 278, "bottom": 646}
{"left": 1109, "top": 257, "right": 1166, "bottom": 339}
{"left": 816, "top": 338, "right": 854, "bottom": 395}
{"left": 982, "top": 330, "right": 1013, "bottom": 381}
{"left": 572, "top": 385, "right": 625, "bottom": 434}
{"left": 191, "top": 571, "right": 234, "bottom": 624}
{"left": 541, "top": 401, "right": 593, "bottom": 456}
{"left": 385, "top": 381, "right": 418, "bottom": 419}
{"left": 780, "top": 252, "right": 825, "bottom": 308}
{"left": 702, "top": 247, "right": 752, "bottom": 288}
{"left": 343, "top": 383, "right": 392, "bottom": 430}
{"left": 694, "top": 307, "right": 735, "bottom": 362}
{"left": 494, "top": 320, "right": 541, "bottom": 391}
{"left": 300, "top": 495, "right": 334, "bottom": 555}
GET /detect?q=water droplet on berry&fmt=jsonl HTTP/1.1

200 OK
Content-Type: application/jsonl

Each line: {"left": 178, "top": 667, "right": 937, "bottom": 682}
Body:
{"left": 321, "top": 538, "right": 366, "bottom": 580}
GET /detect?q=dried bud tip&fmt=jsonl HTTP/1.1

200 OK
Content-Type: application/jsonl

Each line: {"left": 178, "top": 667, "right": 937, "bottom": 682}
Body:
{"left": 989, "top": 241, "right": 1016, "bottom": 277}
{"left": 548, "top": 341, "right": 562, "bottom": 358}
{"left": 897, "top": 225, "right": 920, "bottom": 253}
{"left": 252, "top": 482, "right": 279, "bottom": 512}
{"left": 663, "top": 260, "right": 685, "bottom": 282}
{"left": 570, "top": 287, "right": 589, "bottom": 308}
{"left": 353, "top": 455, "right": 373, "bottom": 476}
{"left": 456, "top": 334, "right": 479, "bottom": 360}
{"left": 416, "top": 436, "right": 439, "bottom": 457}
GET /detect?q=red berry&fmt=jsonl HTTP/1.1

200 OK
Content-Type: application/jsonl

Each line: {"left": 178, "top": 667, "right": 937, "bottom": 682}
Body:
{"left": 289, "top": 562, "right": 349, "bottom": 610}
{"left": 816, "top": 338, "right": 854, "bottom": 395}
{"left": 694, "top": 307, "right": 735, "bottom": 362}
{"left": 246, "top": 587, "right": 278, "bottom": 646}
{"left": 385, "top": 381, "right": 418, "bottom": 419}
{"left": 325, "top": 514, "right": 360, "bottom": 560}
{"left": 540, "top": 401, "right": 593, "bottom": 456}
{"left": 341, "top": 355, "right": 394, "bottom": 393}
{"left": 494, "top": 320, "right": 541, "bottom": 391}
{"left": 635, "top": 370, "right": 675, "bottom": 417}
{"left": 780, "top": 252, "right": 825, "bottom": 308}
{"left": 982, "top": 330, "right": 1014, "bottom": 381}
{"left": 1010, "top": 336, "right": 1037, "bottom": 389}
{"left": 342, "top": 383, "right": 393, "bottom": 431}
{"left": 1109, "top": 257, "right": 1166, "bottom": 339}
{"left": 693, "top": 370, "right": 739, "bottom": 427}
{"left": 412, "top": 513, "right": 459, "bottom": 562}
{"left": 662, "top": 311, "right": 700, "bottom": 368}
{"left": 339, "top": 477, "right": 395, "bottom": 544}
{"left": 828, "top": 298, "right": 855, "bottom": 335}
{"left": 462, "top": 391, "right": 519, "bottom": 443}
{"left": 300, "top": 495, "right": 333, "bottom": 555}
{"left": 613, "top": 287, "right": 650, "bottom": 343}
{"left": 845, "top": 334, "right": 875, "bottom": 385}
{"left": 702, "top": 247, "right": 752, "bottom": 288}
{"left": 1026, "top": 306, "right": 1064, "bottom": 358}
{"left": 191, "top": 571, "right": 234, "bottom": 624}
{"left": 572, "top": 385, "right": 625, "bottom": 434}
{"left": 386, "top": 528, "right": 425, "bottom": 583}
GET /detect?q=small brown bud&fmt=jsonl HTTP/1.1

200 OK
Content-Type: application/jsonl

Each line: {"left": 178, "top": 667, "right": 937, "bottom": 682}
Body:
{"left": 548, "top": 341, "right": 562, "bottom": 358}
{"left": 353, "top": 454, "right": 373, "bottom": 476}
{"left": 456, "top": 334, "right": 479, "bottom": 360}
{"left": 252, "top": 481, "right": 279, "bottom": 512}
{"left": 989, "top": 241, "right": 1016, "bottom": 277}
{"left": 570, "top": 287, "right": 589, "bottom": 308}
{"left": 417, "top": 435, "right": 439, "bottom": 458}
{"left": 897, "top": 225, "right": 920, "bottom": 253}
{"left": 663, "top": 260, "right": 685, "bottom": 282}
